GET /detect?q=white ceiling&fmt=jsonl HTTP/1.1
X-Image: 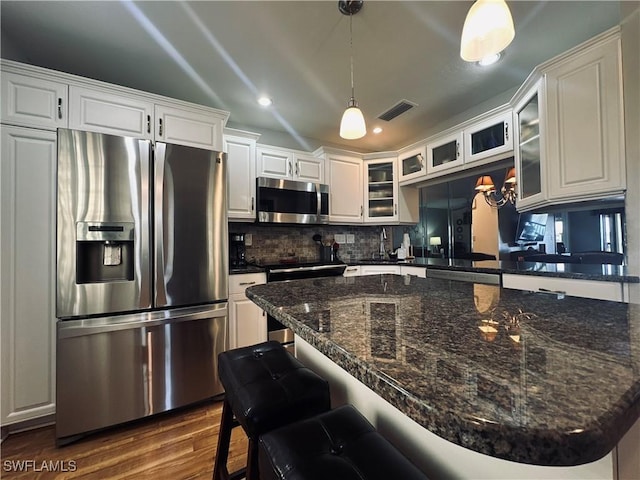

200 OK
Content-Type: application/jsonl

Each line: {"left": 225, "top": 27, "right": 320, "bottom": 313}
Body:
{"left": 0, "top": 1, "right": 625, "bottom": 153}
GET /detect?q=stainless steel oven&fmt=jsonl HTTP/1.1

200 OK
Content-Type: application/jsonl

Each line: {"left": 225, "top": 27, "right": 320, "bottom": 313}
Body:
{"left": 264, "top": 263, "right": 347, "bottom": 353}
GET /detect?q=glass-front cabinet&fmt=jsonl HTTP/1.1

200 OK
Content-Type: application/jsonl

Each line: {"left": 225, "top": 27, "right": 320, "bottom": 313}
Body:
{"left": 426, "top": 131, "right": 463, "bottom": 175}
{"left": 514, "top": 80, "right": 545, "bottom": 211}
{"left": 398, "top": 145, "right": 426, "bottom": 184}
{"left": 364, "top": 157, "right": 397, "bottom": 223}
{"left": 464, "top": 110, "right": 513, "bottom": 164}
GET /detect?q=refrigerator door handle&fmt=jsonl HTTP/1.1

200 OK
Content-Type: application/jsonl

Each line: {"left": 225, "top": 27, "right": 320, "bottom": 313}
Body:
{"left": 154, "top": 142, "right": 168, "bottom": 306}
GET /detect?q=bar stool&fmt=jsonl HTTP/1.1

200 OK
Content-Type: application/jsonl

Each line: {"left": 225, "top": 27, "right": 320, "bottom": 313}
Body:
{"left": 258, "top": 404, "right": 429, "bottom": 480}
{"left": 212, "top": 341, "right": 330, "bottom": 480}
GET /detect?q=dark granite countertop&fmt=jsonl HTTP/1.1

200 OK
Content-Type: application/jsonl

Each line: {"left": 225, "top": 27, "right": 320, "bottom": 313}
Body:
{"left": 229, "top": 265, "right": 265, "bottom": 275}
{"left": 351, "top": 257, "right": 639, "bottom": 283}
{"left": 246, "top": 275, "right": 640, "bottom": 466}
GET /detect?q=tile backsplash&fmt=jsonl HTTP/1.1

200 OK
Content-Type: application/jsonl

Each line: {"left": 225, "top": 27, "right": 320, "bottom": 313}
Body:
{"left": 228, "top": 223, "right": 388, "bottom": 264}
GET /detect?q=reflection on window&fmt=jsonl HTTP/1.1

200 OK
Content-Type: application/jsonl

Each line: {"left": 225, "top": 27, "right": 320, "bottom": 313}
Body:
{"left": 600, "top": 212, "right": 624, "bottom": 253}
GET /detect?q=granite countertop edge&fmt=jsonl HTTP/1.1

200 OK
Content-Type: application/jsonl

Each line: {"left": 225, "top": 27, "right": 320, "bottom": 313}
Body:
{"left": 351, "top": 259, "right": 639, "bottom": 283}
{"left": 246, "top": 286, "right": 632, "bottom": 466}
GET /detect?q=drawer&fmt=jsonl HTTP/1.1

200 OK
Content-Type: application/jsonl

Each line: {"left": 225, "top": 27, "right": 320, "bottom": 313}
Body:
{"left": 229, "top": 272, "right": 266, "bottom": 295}
{"left": 502, "top": 273, "right": 627, "bottom": 302}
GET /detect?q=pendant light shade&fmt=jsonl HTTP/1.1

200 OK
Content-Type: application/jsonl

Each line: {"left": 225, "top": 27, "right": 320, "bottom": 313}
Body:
{"left": 339, "top": 0, "right": 366, "bottom": 140}
{"left": 460, "top": 0, "right": 515, "bottom": 62}
{"left": 340, "top": 98, "right": 366, "bottom": 140}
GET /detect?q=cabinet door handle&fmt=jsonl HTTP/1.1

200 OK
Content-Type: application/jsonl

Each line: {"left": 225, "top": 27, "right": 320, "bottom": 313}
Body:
{"left": 456, "top": 142, "right": 460, "bottom": 158}
{"left": 394, "top": 203, "right": 397, "bottom": 215}
{"left": 57, "top": 98, "right": 63, "bottom": 119}
{"left": 147, "top": 115, "right": 151, "bottom": 134}
{"left": 418, "top": 153, "right": 424, "bottom": 168}
{"left": 505, "top": 123, "right": 509, "bottom": 141}
{"left": 158, "top": 118, "right": 163, "bottom": 136}
{"left": 251, "top": 196, "right": 254, "bottom": 212}
{"left": 239, "top": 281, "right": 256, "bottom": 286}
{"left": 346, "top": 268, "right": 358, "bottom": 272}
{"left": 288, "top": 161, "right": 292, "bottom": 176}
{"left": 360, "top": 205, "right": 363, "bottom": 216}
{"left": 295, "top": 161, "right": 299, "bottom": 176}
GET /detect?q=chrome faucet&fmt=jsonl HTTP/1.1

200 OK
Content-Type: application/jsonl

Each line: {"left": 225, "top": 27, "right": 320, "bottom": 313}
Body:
{"left": 379, "top": 227, "right": 387, "bottom": 257}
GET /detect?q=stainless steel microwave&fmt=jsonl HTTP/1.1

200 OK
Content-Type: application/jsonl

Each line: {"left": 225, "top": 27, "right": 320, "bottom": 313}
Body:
{"left": 256, "top": 177, "right": 329, "bottom": 224}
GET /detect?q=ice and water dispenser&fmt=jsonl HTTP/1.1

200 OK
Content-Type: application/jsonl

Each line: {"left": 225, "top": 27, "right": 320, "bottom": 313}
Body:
{"left": 75, "top": 222, "right": 135, "bottom": 283}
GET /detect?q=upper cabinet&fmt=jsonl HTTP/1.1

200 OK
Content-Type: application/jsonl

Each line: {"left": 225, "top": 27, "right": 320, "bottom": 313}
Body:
{"left": 514, "top": 80, "right": 546, "bottom": 210}
{"left": 544, "top": 33, "right": 625, "bottom": 202}
{"left": 324, "top": 151, "right": 363, "bottom": 224}
{"left": 257, "top": 145, "right": 324, "bottom": 183}
{"left": 70, "top": 85, "right": 154, "bottom": 140}
{"left": 398, "top": 144, "right": 427, "bottom": 184}
{"left": 154, "top": 103, "right": 225, "bottom": 150}
{"left": 1, "top": 72, "right": 68, "bottom": 130}
{"left": 225, "top": 129, "right": 260, "bottom": 221}
{"left": 426, "top": 131, "right": 464, "bottom": 175}
{"left": 513, "top": 29, "right": 625, "bottom": 212}
{"left": 364, "top": 155, "right": 418, "bottom": 224}
{"left": 464, "top": 110, "right": 513, "bottom": 164}
{"left": 69, "top": 85, "right": 226, "bottom": 150}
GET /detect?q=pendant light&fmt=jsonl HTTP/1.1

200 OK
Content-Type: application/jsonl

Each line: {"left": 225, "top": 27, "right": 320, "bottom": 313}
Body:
{"left": 460, "top": 0, "right": 515, "bottom": 63}
{"left": 339, "top": 0, "right": 366, "bottom": 140}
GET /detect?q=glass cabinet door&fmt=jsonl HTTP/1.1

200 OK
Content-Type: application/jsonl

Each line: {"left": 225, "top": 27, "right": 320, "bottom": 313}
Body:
{"left": 464, "top": 110, "right": 513, "bottom": 164}
{"left": 366, "top": 160, "right": 396, "bottom": 221}
{"left": 398, "top": 146, "right": 426, "bottom": 183}
{"left": 426, "top": 131, "right": 463, "bottom": 174}
{"left": 517, "top": 93, "right": 542, "bottom": 200}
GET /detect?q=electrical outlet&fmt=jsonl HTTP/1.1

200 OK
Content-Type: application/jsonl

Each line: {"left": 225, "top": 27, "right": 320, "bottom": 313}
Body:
{"left": 335, "top": 234, "right": 346, "bottom": 244}
{"left": 346, "top": 234, "right": 355, "bottom": 244}
{"left": 245, "top": 233, "right": 252, "bottom": 246}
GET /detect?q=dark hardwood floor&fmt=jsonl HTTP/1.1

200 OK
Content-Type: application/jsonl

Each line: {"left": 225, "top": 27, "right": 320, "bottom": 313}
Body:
{"left": 1, "top": 400, "right": 248, "bottom": 479}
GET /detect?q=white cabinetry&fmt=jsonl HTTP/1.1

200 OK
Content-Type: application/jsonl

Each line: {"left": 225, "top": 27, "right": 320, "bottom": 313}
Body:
{"left": 464, "top": 110, "right": 513, "bottom": 164}
{"left": 364, "top": 155, "right": 419, "bottom": 224}
{"left": 325, "top": 152, "right": 363, "bottom": 224}
{"left": 398, "top": 144, "right": 427, "bottom": 184}
{"left": 399, "top": 266, "right": 426, "bottom": 278}
{"left": 343, "top": 266, "right": 361, "bottom": 277}
{"left": 225, "top": 129, "right": 260, "bottom": 221}
{"left": 1, "top": 126, "right": 56, "bottom": 426}
{"left": 229, "top": 273, "right": 267, "bottom": 349}
{"left": 502, "top": 273, "right": 628, "bottom": 302}
{"left": 69, "top": 85, "right": 154, "bottom": 139}
{"left": 154, "top": 103, "right": 224, "bottom": 150}
{"left": 257, "top": 145, "right": 323, "bottom": 182}
{"left": 544, "top": 33, "right": 625, "bottom": 202}
{"left": 1, "top": 73, "right": 68, "bottom": 130}
{"left": 513, "top": 29, "right": 625, "bottom": 212}
{"left": 427, "top": 131, "right": 463, "bottom": 175}
{"left": 360, "top": 265, "right": 401, "bottom": 276}
{"left": 70, "top": 85, "right": 226, "bottom": 150}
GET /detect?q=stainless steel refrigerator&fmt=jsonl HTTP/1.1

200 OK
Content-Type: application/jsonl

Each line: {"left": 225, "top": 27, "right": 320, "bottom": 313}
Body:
{"left": 55, "top": 128, "right": 228, "bottom": 443}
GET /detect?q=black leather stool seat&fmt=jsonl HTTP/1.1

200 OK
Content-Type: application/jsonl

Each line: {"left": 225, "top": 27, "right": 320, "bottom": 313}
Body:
{"left": 213, "top": 341, "right": 330, "bottom": 480}
{"left": 258, "top": 404, "right": 429, "bottom": 480}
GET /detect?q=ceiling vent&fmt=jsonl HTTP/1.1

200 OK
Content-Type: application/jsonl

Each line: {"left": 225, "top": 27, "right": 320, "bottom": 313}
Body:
{"left": 377, "top": 99, "right": 418, "bottom": 122}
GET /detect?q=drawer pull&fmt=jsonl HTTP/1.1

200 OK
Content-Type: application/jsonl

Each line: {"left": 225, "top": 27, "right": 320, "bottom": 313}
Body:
{"left": 538, "top": 287, "right": 566, "bottom": 299}
{"left": 239, "top": 281, "right": 256, "bottom": 286}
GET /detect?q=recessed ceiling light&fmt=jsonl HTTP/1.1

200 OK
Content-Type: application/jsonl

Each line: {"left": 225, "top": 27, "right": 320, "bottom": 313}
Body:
{"left": 477, "top": 52, "right": 501, "bottom": 67}
{"left": 258, "top": 96, "right": 273, "bottom": 107}
{"left": 372, "top": 127, "right": 383, "bottom": 134}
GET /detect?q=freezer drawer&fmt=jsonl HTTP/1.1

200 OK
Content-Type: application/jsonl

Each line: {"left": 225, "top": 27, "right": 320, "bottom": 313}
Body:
{"left": 56, "top": 304, "right": 227, "bottom": 442}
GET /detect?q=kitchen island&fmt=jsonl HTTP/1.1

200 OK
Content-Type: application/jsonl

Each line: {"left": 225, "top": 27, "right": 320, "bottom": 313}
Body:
{"left": 246, "top": 275, "right": 640, "bottom": 479}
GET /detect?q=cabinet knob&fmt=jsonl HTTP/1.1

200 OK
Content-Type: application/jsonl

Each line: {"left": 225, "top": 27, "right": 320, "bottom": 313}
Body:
{"left": 57, "top": 98, "right": 63, "bottom": 119}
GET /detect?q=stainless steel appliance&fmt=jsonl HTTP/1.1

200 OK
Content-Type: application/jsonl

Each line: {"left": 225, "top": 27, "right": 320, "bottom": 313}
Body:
{"left": 55, "top": 129, "right": 228, "bottom": 443}
{"left": 263, "top": 263, "right": 346, "bottom": 352}
{"left": 229, "top": 232, "right": 247, "bottom": 268}
{"left": 256, "top": 177, "right": 329, "bottom": 224}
